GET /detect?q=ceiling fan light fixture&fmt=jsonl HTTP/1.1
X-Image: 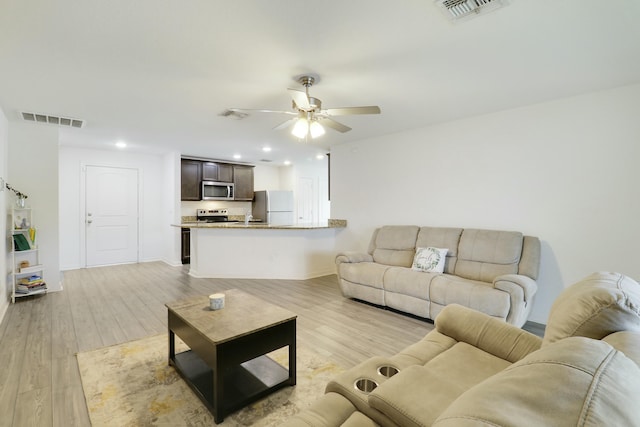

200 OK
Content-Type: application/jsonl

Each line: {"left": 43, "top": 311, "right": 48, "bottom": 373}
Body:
{"left": 291, "top": 117, "right": 309, "bottom": 139}
{"left": 309, "top": 121, "right": 325, "bottom": 138}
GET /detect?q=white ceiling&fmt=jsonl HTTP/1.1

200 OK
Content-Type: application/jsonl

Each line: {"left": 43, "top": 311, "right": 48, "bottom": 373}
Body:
{"left": 1, "top": 0, "right": 639, "bottom": 166}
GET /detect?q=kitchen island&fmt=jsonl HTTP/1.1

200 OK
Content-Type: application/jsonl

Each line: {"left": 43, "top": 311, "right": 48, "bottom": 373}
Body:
{"left": 174, "top": 220, "right": 346, "bottom": 280}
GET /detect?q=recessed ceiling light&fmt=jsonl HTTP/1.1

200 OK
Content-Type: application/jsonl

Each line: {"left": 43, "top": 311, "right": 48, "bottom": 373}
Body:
{"left": 233, "top": 154, "right": 241, "bottom": 159}
{"left": 284, "top": 160, "right": 291, "bottom": 166}
{"left": 116, "top": 141, "right": 127, "bottom": 148}
{"left": 316, "top": 154, "right": 325, "bottom": 160}
{"left": 262, "top": 146, "right": 272, "bottom": 152}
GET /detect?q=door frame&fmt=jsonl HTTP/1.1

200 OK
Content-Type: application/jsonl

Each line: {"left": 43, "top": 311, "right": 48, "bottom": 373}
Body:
{"left": 80, "top": 163, "right": 143, "bottom": 268}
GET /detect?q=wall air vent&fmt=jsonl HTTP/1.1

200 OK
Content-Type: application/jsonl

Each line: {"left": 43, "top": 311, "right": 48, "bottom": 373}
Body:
{"left": 436, "top": 0, "right": 508, "bottom": 21}
{"left": 20, "top": 111, "right": 85, "bottom": 128}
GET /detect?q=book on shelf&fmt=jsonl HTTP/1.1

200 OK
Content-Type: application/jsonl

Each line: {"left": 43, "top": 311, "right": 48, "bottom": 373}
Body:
{"left": 12, "top": 234, "right": 31, "bottom": 251}
{"left": 16, "top": 282, "right": 47, "bottom": 294}
{"left": 18, "top": 265, "right": 43, "bottom": 274}
{"left": 18, "top": 275, "right": 44, "bottom": 286}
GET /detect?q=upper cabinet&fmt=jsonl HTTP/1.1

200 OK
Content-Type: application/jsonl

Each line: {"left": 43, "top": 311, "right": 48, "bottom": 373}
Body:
{"left": 181, "top": 159, "right": 202, "bottom": 201}
{"left": 181, "top": 158, "right": 254, "bottom": 201}
{"left": 202, "top": 162, "right": 233, "bottom": 182}
{"left": 233, "top": 165, "right": 254, "bottom": 201}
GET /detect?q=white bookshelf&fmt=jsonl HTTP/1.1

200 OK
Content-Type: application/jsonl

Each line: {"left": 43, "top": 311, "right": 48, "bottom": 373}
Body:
{"left": 9, "top": 207, "right": 46, "bottom": 303}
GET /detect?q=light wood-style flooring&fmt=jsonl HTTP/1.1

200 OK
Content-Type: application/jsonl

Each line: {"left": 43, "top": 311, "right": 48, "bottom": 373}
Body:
{"left": 0, "top": 262, "right": 435, "bottom": 427}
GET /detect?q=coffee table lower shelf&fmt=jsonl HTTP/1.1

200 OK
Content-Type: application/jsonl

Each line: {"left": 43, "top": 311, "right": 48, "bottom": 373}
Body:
{"left": 171, "top": 349, "right": 290, "bottom": 418}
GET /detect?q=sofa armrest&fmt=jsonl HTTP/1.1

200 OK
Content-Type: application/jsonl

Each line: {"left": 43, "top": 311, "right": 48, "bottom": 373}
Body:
{"left": 435, "top": 304, "right": 542, "bottom": 363}
{"left": 493, "top": 274, "right": 538, "bottom": 326}
{"left": 494, "top": 274, "right": 537, "bottom": 303}
{"left": 335, "top": 251, "right": 374, "bottom": 265}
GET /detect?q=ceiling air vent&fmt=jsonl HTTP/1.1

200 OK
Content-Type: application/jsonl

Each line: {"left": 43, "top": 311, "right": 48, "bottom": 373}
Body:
{"left": 436, "top": 0, "right": 508, "bottom": 21}
{"left": 218, "top": 109, "right": 249, "bottom": 120}
{"left": 21, "top": 111, "right": 85, "bottom": 128}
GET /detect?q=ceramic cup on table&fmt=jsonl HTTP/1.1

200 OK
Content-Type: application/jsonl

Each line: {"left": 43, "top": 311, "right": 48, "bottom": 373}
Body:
{"left": 209, "top": 293, "right": 225, "bottom": 310}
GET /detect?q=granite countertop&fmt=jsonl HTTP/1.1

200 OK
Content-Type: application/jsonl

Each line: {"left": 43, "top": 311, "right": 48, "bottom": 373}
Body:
{"left": 173, "top": 219, "right": 347, "bottom": 230}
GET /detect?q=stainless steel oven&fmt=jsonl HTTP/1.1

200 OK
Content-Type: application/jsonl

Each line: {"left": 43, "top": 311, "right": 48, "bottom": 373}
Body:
{"left": 202, "top": 181, "right": 234, "bottom": 200}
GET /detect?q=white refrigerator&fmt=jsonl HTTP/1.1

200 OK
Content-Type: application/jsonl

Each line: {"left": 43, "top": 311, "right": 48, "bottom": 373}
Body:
{"left": 252, "top": 190, "right": 295, "bottom": 225}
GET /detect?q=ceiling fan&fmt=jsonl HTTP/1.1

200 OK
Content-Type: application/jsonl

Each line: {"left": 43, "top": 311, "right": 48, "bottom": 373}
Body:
{"left": 224, "top": 75, "right": 381, "bottom": 140}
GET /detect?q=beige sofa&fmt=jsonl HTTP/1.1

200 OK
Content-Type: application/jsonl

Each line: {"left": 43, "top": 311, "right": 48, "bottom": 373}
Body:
{"left": 283, "top": 272, "right": 640, "bottom": 426}
{"left": 336, "top": 226, "right": 541, "bottom": 327}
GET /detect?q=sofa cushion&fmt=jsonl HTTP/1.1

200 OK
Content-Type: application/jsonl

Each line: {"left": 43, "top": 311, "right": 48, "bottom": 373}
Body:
{"left": 371, "top": 226, "right": 419, "bottom": 267}
{"left": 454, "top": 229, "right": 523, "bottom": 282}
{"left": 390, "top": 330, "right": 457, "bottom": 368}
{"left": 383, "top": 267, "right": 437, "bottom": 299}
{"left": 543, "top": 271, "right": 640, "bottom": 346}
{"left": 432, "top": 337, "right": 640, "bottom": 426}
{"left": 429, "top": 275, "right": 510, "bottom": 321}
{"left": 602, "top": 331, "right": 640, "bottom": 366}
{"left": 368, "top": 343, "right": 510, "bottom": 427}
{"left": 279, "top": 392, "right": 365, "bottom": 427}
{"left": 411, "top": 247, "right": 448, "bottom": 273}
{"left": 339, "top": 262, "right": 389, "bottom": 290}
{"left": 415, "top": 227, "right": 463, "bottom": 274}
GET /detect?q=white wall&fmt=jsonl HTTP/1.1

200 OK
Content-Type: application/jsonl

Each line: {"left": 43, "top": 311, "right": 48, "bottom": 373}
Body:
{"left": 331, "top": 83, "right": 640, "bottom": 324}
{"left": 164, "top": 151, "right": 182, "bottom": 266}
{"left": 0, "top": 107, "right": 8, "bottom": 321}
{"left": 59, "top": 147, "right": 168, "bottom": 270}
{"left": 254, "top": 164, "right": 282, "bottom": 192}
{"left": 8, "top": 123, "right": 60, "bottom": 291}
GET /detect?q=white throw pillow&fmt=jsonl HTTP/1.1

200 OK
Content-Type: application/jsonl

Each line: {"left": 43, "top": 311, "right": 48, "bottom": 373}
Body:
{"left": 412, "top": 247, "right": 448, "bottom": 273}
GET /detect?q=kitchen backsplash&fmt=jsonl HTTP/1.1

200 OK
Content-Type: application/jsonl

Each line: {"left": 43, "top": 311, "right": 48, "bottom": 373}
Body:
{"left": 180, "top": 200, "right": 252, "bottom": 218}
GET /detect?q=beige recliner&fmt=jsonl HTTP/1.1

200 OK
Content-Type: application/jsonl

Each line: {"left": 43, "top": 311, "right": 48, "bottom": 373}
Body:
{"left": 282, "top": 272, "right": 640, "bottom": 426}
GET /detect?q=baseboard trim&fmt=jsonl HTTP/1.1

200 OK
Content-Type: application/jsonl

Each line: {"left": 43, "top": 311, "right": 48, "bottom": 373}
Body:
{"left": 523, "top": 320, "right": 546, "bottom": 337}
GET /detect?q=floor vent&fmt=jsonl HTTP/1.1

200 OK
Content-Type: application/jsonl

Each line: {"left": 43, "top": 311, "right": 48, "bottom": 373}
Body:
{"left": 436, "top": 0, "right": 507, "bottom": 21}
{"left": 20, "top": 111, "right": 85, "bottom": 128}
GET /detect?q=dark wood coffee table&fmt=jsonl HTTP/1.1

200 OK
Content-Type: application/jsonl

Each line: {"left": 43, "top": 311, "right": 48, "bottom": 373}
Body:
{"left": 166, "top": 289, "right": 297, "bottom": 423}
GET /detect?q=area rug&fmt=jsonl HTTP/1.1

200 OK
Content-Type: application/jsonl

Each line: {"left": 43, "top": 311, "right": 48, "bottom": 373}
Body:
{"left": 77, "top": 334, "right": 344, "bottom": 426}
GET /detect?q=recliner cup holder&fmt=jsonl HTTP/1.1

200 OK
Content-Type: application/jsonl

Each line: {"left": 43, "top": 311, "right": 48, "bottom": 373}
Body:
{"left": 377, "top": 365, "right": 399, "bottom": 378}
{"left": 354, "top": 378, "right": 378, "bottom": 393}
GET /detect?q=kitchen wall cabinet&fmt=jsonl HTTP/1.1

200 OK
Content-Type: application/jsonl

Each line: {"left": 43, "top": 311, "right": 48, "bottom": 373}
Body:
{"left": 233, "top": 165, "right": 254, "bottom": 200}
{"left": 202, "top": 162, "right": 233, "bottom": 182}
{"left": 182, "top": 158, "right": 254, "bottom": 201}
{"left": 181, "top": 159, "right": 202, "bottom": 201}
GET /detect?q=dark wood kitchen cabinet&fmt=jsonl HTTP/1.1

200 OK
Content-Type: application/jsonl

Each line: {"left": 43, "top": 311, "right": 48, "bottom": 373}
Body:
{"left": 181, "top": 228, "right": 190, "bottom": 264}
{"left": 181, "top": 157, "right": 253, "bottom": 201}
{"left": 233, "top": 165, "right": 254, "bottom": 200}
{"left": 202, "top": 162, "right": 233, "bottom": 182}
{"left": 181, "top": 159, "right": 202, "bottom": 201}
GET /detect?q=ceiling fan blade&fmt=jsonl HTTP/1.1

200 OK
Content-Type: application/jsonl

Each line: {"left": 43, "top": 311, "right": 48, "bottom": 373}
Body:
{"left": 287, "top": 89, "right": 311, "bottom": 111}
{"left": 318, "top": 117, "right": 352, "bottom": 133}
{"left": 228, "top": 108, "right": 297, "bottom": 115}
{"left": 323, "top": 106, "right": 381, "bottom": 116}
{"left": 273, "top": 118, "right": 296, "bottom": 130}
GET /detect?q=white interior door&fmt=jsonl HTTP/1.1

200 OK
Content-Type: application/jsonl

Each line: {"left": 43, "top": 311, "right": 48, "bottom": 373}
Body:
{"left": 85, "top": 166, "right": 139, "bottom": 267}
{"left": 297, "top": 177, "right": 314, "bottom": 223}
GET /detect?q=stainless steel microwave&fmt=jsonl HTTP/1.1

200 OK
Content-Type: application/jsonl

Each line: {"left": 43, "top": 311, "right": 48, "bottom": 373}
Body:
{"left": 202, "top": 181, "right": 234, "bottom": 200}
